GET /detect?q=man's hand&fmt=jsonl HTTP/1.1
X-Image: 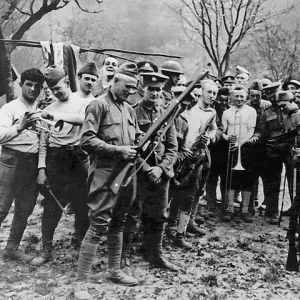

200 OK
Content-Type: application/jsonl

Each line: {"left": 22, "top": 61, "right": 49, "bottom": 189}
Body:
{"left": 228, "top": 135, "right": 237, "bottom": 144}
{"left": 41, "top": 111, "right": 55, "bottom": 121}
{"left": 16, "top": 112, "right": 40, "bottom": 133}
{"left": 37, "top": 168, "right": 48, "bottom": 186}
{"left": 248, "top": 136, "right": 258, "bottom": 144}
{"left": 200, "top": 135, "right": 209, "bottom": 145}
{"left": 185, "top": 149, "right": 194, "bottom": 159}
{"left": 147, "top": 166, "right": 162, "bottom": 183}
{"left": 116, "top": 146, "right": 137, "bottom": 160}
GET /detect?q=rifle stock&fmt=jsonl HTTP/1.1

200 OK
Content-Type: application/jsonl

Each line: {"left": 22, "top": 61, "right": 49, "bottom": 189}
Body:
{"left": 286, "top": 240, "right": 299, "bottom": 271}
{"left": 108, "top": 69, "right": 210, "bottom": 194}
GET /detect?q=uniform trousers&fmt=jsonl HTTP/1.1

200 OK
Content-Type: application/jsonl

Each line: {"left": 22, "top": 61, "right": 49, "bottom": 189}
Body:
{"left": 0, "top": 146, "right": 38, "bottom": 248}
{"left": 41, "top": 147, "right": 90, "bottom": 245}
{"left": 258, "top": 144, "right": 293, "bottom": 215}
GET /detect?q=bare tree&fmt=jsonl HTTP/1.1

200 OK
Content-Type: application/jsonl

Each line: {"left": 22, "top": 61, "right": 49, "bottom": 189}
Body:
{"left": 0, "top": 0, "right": 103, "bottom": 101}
{"left": 169, "top": 0, "right": 293, "bottom": 77}
{"left": 255, "top": 22, "right": 300, "bottom": 81}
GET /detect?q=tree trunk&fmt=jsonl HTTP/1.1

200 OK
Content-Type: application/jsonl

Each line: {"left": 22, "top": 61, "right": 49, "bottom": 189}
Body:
{"left": 0, "top": 26, "right": 15, "bottom": 102}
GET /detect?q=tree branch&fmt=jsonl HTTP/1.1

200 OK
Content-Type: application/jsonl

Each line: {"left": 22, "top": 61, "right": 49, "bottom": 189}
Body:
{"left": 74, "top": 0, "right": 103, "bottom": 13}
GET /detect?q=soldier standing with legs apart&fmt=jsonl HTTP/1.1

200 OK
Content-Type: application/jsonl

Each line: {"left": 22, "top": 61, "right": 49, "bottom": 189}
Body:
{"left": 122, "top": 72, "right": 179, "bottom": 272}
{"left": 222, "top": 86, "right": 257, "bottom": 222}
{"left": 31, "top": 66, "right": 90, "bottom": 266}
{"left": 0, "top": 68, "right": 44, "bottom": 262}
{"left": 73, "top": 63, "right": 140, "bottom": 300}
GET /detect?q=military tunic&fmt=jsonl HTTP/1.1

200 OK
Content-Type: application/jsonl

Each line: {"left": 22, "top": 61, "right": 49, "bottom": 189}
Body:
{"left": 80, "top": 90, "right": 139, "bottom": 236}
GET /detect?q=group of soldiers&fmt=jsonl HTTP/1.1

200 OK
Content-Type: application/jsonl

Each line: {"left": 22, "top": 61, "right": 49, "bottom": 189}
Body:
{"left": 0, "top": 56, "right": 300, "bottom": 300}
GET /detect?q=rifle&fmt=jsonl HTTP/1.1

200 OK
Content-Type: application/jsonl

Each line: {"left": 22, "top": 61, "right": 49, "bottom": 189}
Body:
{"left": 286, "top": 199, "right": 300, "bottom": 271}
{"left": 107, "top": 69, "right": 210, "bottom": 194}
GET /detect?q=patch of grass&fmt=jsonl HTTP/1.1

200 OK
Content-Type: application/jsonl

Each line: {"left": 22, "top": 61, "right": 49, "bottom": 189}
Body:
{"left": 201, "top": 272, "right": 218, "bottom": 287}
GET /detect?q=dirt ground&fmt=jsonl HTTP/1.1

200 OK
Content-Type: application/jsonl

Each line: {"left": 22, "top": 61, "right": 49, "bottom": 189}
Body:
{"left": 1, "top": 178, "right": 300, "bottom": 300}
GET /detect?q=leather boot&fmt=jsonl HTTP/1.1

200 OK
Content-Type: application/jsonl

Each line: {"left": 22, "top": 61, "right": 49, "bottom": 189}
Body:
{"left": 241, "top": 190, "right": 253, "bottom": 223}
{"left": 205, "top": 183, "right": 217, "bottom": 208}
{"left": 140, "top": 218, "right": 152, "bottom": 261}
{"left": 73, "top": 281, "right": 92, "bottom": 300}
{"left": 222, "top": 189, "right": 235, "bottom": 222}
{"left": 3, "top": 244, "right": 33, "bottom": 263}
{"left": 149, "top": 221, "right": 180, "bottom": 271}
{"left": 104, "top": 269, "right": 138, "bottom": 286}
{"left": 174, "top": 211, "right": 192, "bottom": 249}
{"left": 31, "top": 243, "right": 53, "bottom": 266}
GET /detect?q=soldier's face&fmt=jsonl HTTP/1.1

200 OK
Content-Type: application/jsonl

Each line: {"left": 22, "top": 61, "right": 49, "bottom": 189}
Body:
{"left": 224, "top": 82, "right": 234, "bottom": 92}
{"left": 20, "top": 80, "right": 42, "bottom": 103}
{"left": 287, "top": 84, "right": 297, "bottom": 95}
{"left": 249, "top": 90, "right": 262, "bottom": 105}
{"left": 295, "top": 92, "right": 300, "bottom": 107}
{"left": 113, "top": 75, "right": 137, "bottom": 101}
{"left": 104, "top": 57, "right": 119, "bottom": 76}
{"left": 170, "top": 74, "right": 180, "bottom": 85}
{"left": 79, "top": 74, "right": 98, "bottom": 95}
{"left": 50, "top": 78, "right": 70, "bottom": 102}
{"left": 233, "top": 90, "right": 247, "bottom": 107}
{"left": 145, "top": 86, "right": 162, "bottom": 102}
{"left": 202, "top": 83, "right": 218, "bottom": 105}
{"left": 235, "top": 73, "right": 249, "bottom": 86}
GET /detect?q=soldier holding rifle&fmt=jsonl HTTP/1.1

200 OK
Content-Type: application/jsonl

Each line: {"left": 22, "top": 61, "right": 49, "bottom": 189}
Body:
{"left": 73, "top": 63, "right": 140, "bottom": 300}
{"left": 122, "top": 72, "right": 179, "bottom": 271}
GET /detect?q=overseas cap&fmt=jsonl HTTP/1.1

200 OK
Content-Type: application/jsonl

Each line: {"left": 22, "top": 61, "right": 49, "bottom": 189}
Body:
{"left": 78, "top": 61, "right": 99, "bottom": 77}
{"left": 137, "top": 61, "right": 158, "bottom": 73}
{"left": 44, "top": 65, "right": 67, "bottom": 88}
{"left": 142, "top": 72, "right": 168, "bottom": 88}
{"left": 116, "top": 63, "right": 138, "bottom": 79}
{"left": 235, "top": 66, "right": 250, "bottom": 77}
{"left": 248, "top": 79, "right": 263, "bottom": 91}
{"left": 277, "top": 91, "right": 294, "bottom": 102}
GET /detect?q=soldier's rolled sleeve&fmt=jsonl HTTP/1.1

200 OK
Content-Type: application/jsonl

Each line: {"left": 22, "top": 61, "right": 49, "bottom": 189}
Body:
{"left": 80, "top": 101, "right": 117, "bottom": 156}
{"left": 0, "top": 105, "right": 19, "bottom": 144}
{"left": 158, "top": 122, "right": 178, "bottom": 175}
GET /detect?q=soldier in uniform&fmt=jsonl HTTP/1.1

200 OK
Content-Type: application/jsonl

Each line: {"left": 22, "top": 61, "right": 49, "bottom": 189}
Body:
{"left": 255, "top": 83, "right": 295, "bottom": 224}
{"left": 127, "top": 60, "right": 158, "bottom": 106}
{"left": 166, "top": 85, "right": 198, "bottom": 249}
{"left": 161, "top": 60, "right": 184, "bottom": 106}
{"left": 234, "top": 66, "right": 250, "bottom": 87}
{"left": 205, "top": 87, "right": 230, "bottom": 208}
{"left": 73, "top": 61, "right": 99, "bottom": 101}
{"left": 247, "top": 80, "right": 271, "bottom": 214}
{"left": 122, "top": 72, "right": 179, "bottom": 271}
{"left": 73, "top": 63, "right": 140, "bottom": 300}
{"left": 222, "top": 75, "right": 235, "bottom": 93}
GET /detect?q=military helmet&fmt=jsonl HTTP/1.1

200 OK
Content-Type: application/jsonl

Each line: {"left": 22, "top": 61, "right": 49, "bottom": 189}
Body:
{"left": 161, "top": 60, "right": 184, "bottom": 75}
